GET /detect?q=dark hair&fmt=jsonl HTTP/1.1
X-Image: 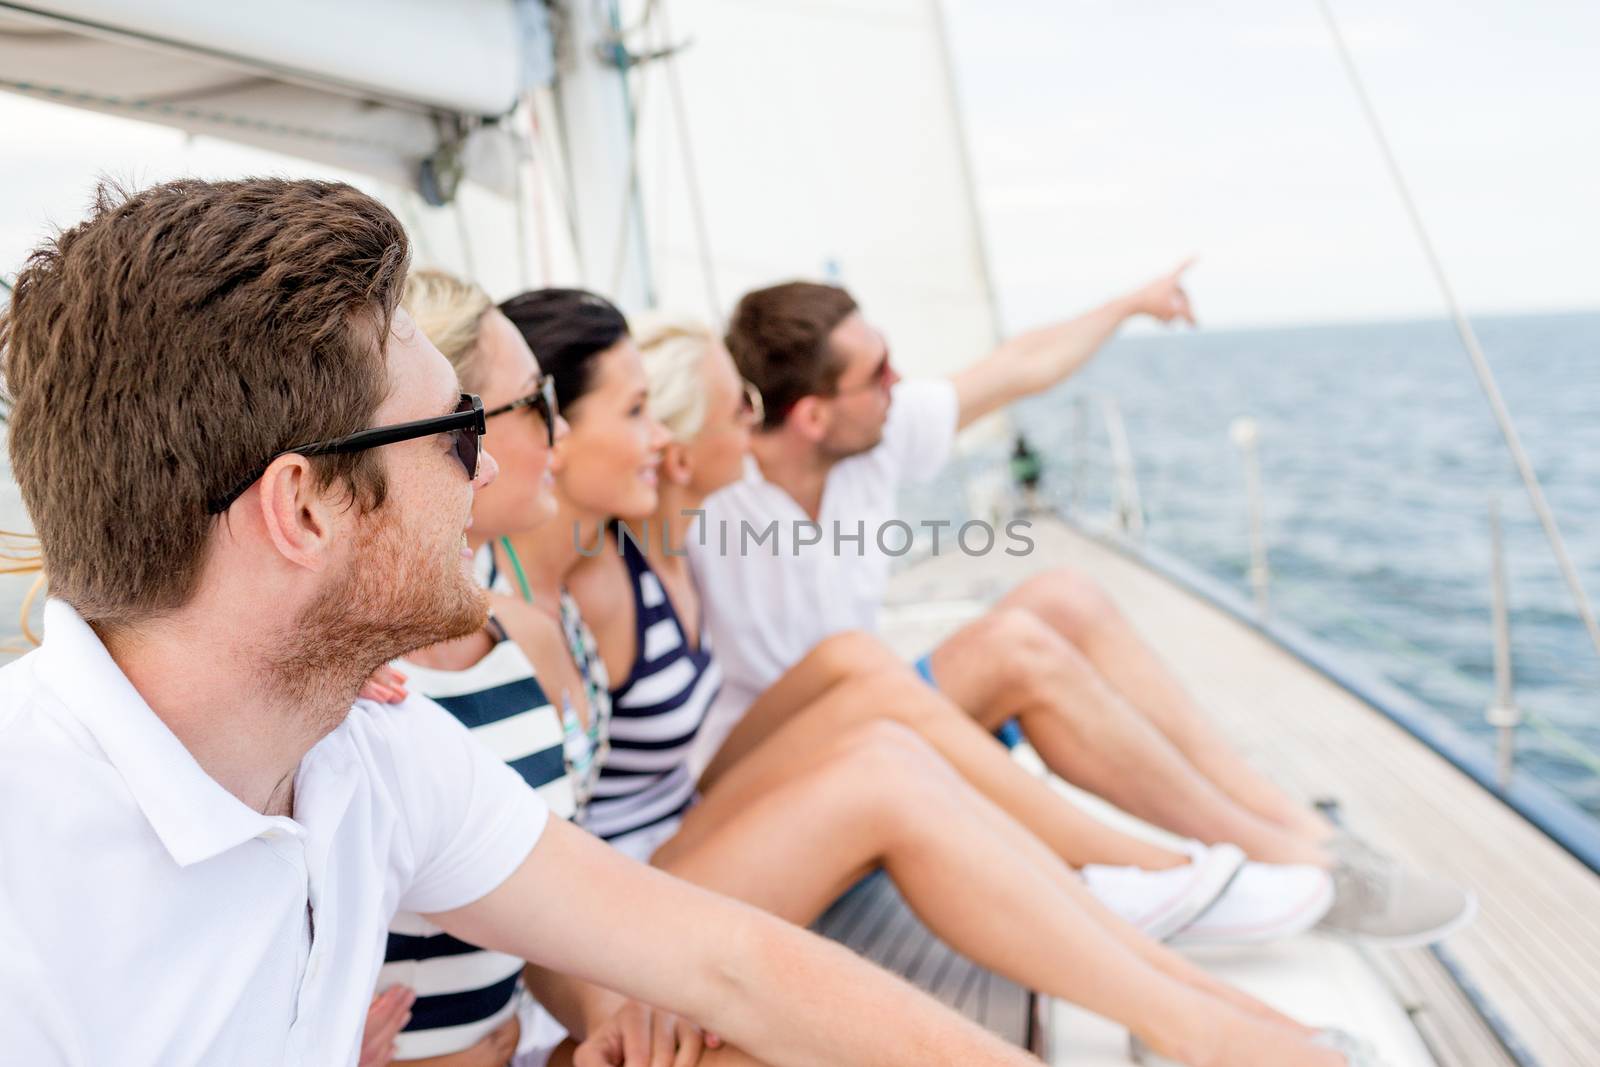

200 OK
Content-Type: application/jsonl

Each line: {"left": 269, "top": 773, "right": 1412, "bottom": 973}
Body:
{"left": 0, "top": 177, "right": 407, "bottom": 628}
{"left": 724, "top": 281, "right": 859, "bottom": 430}
{"left": 498, "top": 288, "right": 629, "bottom": 411}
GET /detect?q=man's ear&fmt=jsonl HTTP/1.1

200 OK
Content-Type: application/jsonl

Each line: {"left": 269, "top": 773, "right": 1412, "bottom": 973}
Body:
{"left": 255, "top": 455, "right": 342, "bottom": 571}
{"left": 786, "top": 396, "right": 830, "bottom": 444}
{"left": 661, "top": 441, "right": 693, "bottom": 486}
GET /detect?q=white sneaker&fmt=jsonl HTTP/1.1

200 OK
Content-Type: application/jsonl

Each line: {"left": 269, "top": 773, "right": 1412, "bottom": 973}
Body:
{"left": 1084, "top": 844, "right": 1334, "bottom": 947}
{"left": 1082, "top": 844, "right": 1245, "bottom": 941}
{"left": 1168, "top": 856, "right": 1335, "bottom": 947}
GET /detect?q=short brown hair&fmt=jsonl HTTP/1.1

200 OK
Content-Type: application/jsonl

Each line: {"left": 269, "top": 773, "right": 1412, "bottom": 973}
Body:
{"left": 724, "top": 281, "right": 858, "bottom": 430}
{"left": 0, "top": 177, "right": 409, "bottom": 627}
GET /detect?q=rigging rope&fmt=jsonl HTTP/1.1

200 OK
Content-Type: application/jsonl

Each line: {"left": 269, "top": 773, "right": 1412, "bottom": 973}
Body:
{"left": 658, "top": 0, "right": 723, "bottom": 320}
{"left": 606, "top": 0, "right": 657, "bottom": 304}
{"left": 452, "top": 196, "right": 478, "bottom": 281}
{"left": 511, "top": 98, "right": 535, "bottom": 291}
{"left": 530, "top": 89, "right": 585, "bottom": 282}
{"left": 523, "top": 103, "right": 557, "bottom": 285}
{"left": 1314, "top": 0, "right": 1600, "bottom": 665}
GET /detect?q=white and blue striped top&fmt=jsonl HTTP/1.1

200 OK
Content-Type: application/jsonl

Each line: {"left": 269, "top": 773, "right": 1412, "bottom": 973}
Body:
{"left": 377, "top": 619, "right": 575, "bottom": 1060}
{"left": 585, "top": 530, "right": 721, "bottom": 845}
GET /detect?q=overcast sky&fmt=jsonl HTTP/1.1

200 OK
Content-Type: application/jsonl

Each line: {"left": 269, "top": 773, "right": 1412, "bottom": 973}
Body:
{"left": 3, "top": 0, "right": 1596, "bottom": 330}
{"left": 944, "top": 0, "right": 1600, "bottom": 329}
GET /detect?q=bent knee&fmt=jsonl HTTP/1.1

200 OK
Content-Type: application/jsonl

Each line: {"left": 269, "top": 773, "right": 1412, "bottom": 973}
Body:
{"left": 831, "top": 719, "right": 949, "bottom": 784}
{"left": 941, "top": 606, "right": 1096, "bottom": 711}
{"left": 1013, "top": 567, "right": 1118, "bottom": 640}
{"left": 815, "top": 720, "right": 964, "bottom": 832}
{"left": 807, "top": 629, "right": 903, "bottom": 679}
{"left": 966, "top": 607, "right": 1064, "bottom": 674}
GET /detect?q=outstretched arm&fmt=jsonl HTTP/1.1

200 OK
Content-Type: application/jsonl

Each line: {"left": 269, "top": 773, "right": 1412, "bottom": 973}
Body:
{"left": 428, "top": 818, "right": 1034, "bottom": 1067}
{"left": 950, "top": 260, "right": 1195, "bottom": 429}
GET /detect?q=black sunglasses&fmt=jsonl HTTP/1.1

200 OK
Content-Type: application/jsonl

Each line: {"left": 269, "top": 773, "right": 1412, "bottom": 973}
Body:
{"left": 209, "top": 393, "right": 486, "bottom": 514}
{"left": 483, "top": 374, "right": 559, "bottom": 447}
{"left": 831, "top": 352, "right": 894, "bottom": 396}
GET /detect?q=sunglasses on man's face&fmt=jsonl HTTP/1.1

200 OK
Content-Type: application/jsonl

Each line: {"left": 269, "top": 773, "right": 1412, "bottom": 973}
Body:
{"left": 484, "top": 374, "right": 559, "bottom": 448}
{"left": 208, "top": 393, "right": 486, "bottom": 514}
{"left": 828, "top": 351, "right": 895, "bottom": 398}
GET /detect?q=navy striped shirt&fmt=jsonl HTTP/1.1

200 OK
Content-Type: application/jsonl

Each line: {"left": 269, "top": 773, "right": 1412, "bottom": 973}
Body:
{"left": 586, "top": 531, "right": 721, "bottom": 845}
{"left": 378, "top": 621, "right": 574, "bottom": 1059}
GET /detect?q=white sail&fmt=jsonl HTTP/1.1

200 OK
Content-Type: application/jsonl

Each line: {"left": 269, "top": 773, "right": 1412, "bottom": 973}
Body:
{"left": 620, "top": 0, "right": 1001, "bottom": 374}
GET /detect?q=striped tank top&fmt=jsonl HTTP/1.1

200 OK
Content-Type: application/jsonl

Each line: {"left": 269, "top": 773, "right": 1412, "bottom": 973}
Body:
{"left": 585, "top": 529, "right": 722, "bottom": 847}
{"left": 378, "top": 618, "right": 575, "bottom": 1060}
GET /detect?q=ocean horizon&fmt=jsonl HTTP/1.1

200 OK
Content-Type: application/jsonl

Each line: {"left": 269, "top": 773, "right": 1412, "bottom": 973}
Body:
{"left": 5, "top": 307, "right": 1599, "bottom": 819}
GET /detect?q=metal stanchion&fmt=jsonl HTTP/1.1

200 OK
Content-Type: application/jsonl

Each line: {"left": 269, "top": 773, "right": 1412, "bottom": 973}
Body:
{"left": 1486, "top": 496, "right": 1522, "bottom": 790}
{"left": 1230, "top": 416, "right": 1270, "bottom": 616}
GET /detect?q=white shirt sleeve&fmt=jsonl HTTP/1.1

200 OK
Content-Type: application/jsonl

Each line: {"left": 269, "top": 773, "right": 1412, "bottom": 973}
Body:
{"left": 880, "top": 378, "right": 959, "bottom": 485}
{"left": 380, "top": 696, "right": 550, "bottom": 915}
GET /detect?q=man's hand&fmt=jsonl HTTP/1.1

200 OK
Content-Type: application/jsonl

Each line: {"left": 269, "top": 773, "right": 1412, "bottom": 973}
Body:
{"left": 359, "top": 986, "right": 416, "bottom": 1067}
{"left": 1126, "top": 258, "right": 1196, "bottom": 326}
{"left": 572, "top": 1000, "right": 722, "bottom": 1067}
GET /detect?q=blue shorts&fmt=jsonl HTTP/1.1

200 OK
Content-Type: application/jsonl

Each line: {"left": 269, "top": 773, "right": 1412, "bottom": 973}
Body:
{"left": 912, "top": 651, "right": 1024, "bottom": 749}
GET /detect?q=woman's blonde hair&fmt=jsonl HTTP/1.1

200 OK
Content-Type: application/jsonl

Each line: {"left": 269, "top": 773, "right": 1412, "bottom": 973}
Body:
{"left": 1, "top": 531, "right": 46, "bottom": 650}
{"left": 633, "top": 314, "right": 722, "bottom": 440}
{"left": 402, "top": 268, "right": 496, "bottom": 390}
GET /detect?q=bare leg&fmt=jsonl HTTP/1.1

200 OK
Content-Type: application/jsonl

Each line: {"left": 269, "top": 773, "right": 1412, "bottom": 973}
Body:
{"left": 688, "top": 637, "right": 1181, "bottom": 870}
{"left": 999, "top": 569, "right": 1335, "bottom": 841}
{"left": 929, "top": 607, "right": 1330, "bottom": 867}
{"left": 656, "top": 710, "right": 1342, "bottom": 1067}
{"left": 699, "top": 630, "right": 904, "bottom": 787}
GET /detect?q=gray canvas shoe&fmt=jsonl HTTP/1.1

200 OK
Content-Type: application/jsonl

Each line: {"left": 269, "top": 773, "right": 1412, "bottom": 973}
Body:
{"left": 1312, "top": 1028, "right": 1384, "bottom": 1060}
{"left": 1317, "top": 833, "right": 1478, "bottom": 947}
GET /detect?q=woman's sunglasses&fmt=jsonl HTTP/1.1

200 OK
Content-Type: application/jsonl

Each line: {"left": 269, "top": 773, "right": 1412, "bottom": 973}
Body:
{"left": 209, "top": 393, "right": 486, "bottom": 514}
{"left": 484, "top": 374, "right": 559, "bottom": 447}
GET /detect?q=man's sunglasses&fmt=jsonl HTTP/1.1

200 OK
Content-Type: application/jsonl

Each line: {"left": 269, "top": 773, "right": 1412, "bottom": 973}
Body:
{"left": 484, "top": 373, "right": 559, "bottom": 447}
{"left": 831, "top": 352, "right": 894, "bottom": 396}
{"left": 209, "top": 393, "right": 486, "bottom": 514}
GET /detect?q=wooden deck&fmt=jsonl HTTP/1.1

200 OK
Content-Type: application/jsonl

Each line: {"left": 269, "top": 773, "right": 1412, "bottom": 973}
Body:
{"left": 812, "top": 872, "right": 1034, "bottom": 1048}
{"left": 878, "top": 516, "right": 1600, "bottom": 1067}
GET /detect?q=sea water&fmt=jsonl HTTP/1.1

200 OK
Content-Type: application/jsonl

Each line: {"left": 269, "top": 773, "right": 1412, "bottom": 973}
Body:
{"left": 913, "top": 309, "right": 1600, "bottom": 818}
{"left": 3, "top": 311, "right": 1597, "bottom": 819}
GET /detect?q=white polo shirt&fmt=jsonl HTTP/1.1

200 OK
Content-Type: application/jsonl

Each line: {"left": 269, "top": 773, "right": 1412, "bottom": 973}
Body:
{"left": 686, "top": 378, "right": 958, "bottom": 770}
{"left": 0, "top": 600, "right": 549, "bottom": 1066}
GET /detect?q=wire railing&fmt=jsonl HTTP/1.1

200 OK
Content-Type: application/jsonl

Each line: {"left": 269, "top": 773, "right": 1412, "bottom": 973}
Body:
{"left": 1059, "top": 400, "right": 1600, "bottom": 810}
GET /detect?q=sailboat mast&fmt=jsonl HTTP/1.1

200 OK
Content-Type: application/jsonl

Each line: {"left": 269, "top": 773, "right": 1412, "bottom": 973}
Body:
{"left": 551, "top": 0, "right": 656, "bottom": 311}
